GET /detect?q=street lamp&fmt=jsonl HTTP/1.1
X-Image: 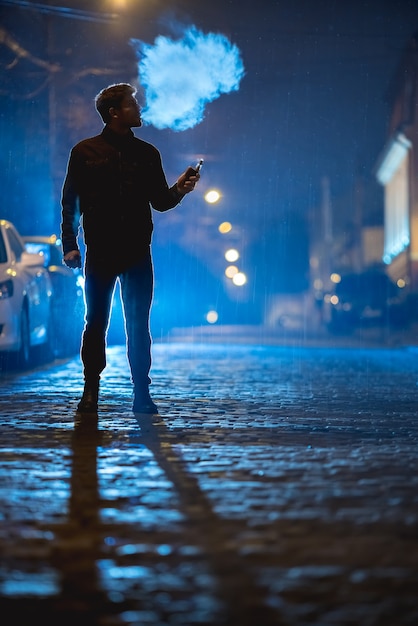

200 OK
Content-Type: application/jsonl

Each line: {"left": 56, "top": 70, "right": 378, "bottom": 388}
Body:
{"left": 225, "top": 248, "right": 239, "bottom": 262}
{"left": 204, "top": 189, "right": 221, "bottom": 204}
{"left": 106, "top": 0, "right": 133, "bottom": 12}
{"left": 219, "top": 222, "right": 232, "bottom": 234}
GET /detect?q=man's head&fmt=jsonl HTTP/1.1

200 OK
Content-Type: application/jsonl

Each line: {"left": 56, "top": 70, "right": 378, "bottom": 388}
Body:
{"left": 95, "top": 83, "right": 142, "bottom": 129}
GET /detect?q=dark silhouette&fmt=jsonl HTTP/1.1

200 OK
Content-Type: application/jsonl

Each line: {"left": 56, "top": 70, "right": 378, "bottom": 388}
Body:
{"left": 61, "top": 83, "right": 200, "bottom": 414}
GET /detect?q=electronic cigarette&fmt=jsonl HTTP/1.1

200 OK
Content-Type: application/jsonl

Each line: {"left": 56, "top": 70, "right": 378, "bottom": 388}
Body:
{"left": 185, "top": 158, "right": 204, "bottom": 179}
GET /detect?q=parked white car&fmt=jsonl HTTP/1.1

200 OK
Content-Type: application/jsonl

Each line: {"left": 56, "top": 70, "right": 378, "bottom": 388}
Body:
{"left": 0, "top": 219, "right": 52, "bottom": 368}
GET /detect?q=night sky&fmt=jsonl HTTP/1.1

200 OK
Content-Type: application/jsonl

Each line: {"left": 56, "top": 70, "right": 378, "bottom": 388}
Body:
{"left": 1, "top": 0, "right": 418, "bottom": 316}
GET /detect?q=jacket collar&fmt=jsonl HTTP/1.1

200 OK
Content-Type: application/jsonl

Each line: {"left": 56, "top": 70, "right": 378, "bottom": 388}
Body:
{"left": 101, "top": 125, "right": 135, "bottom": 149}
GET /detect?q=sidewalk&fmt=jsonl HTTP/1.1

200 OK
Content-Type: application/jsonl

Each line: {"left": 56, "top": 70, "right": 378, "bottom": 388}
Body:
{"left": 165, "top": 321, "right": 418, "bottom": 349}
{"left": 0, "top": 340, "right": 418, "bottom": 625}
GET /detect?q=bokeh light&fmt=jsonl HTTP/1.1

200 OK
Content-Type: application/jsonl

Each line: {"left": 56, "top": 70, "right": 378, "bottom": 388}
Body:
{"left": 206, "top": 310, "right": 218, "bottom": 323}
{"left": 232, "top": 272, "right": 247, "bottom": 286}
{"left": 225, "top": 248, "right": 239, "bottom": 262}
{"left": 225, "top": 265, "right": 238, "bottom": 278}
{"left": 205, "top": 190, "right": 221, "bottom": 204}
{"left": 219, "top": 222, "right": 232, "bottom": 234}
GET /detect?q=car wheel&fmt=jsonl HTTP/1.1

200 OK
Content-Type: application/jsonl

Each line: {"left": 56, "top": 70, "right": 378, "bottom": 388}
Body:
{"left": 16, "top": 306, "right": 31, "bottom": 369}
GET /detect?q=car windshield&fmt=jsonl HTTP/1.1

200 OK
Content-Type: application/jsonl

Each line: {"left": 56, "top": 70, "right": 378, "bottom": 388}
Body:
{"left": 24, "top": 242, "right": 51, "bottom": 266}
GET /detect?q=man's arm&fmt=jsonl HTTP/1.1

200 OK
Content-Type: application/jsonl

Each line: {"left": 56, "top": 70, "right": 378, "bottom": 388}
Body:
{"left": 149, "top": 147, "right": 200, "bottom": 212}
{"left": 61, "top": 149, "right": 82, "bottom": 269}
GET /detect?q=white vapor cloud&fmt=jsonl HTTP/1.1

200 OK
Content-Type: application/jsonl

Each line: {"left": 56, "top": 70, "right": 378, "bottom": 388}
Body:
{"left": 130, "top": 26, "right": 245, "bottom": 131}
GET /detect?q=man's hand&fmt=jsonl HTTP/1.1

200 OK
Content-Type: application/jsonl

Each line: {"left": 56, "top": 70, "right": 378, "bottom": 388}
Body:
{"left": 176, "top": 167, "right": 200, "bottom": 195}
{"left": 63, "top": 249, "right": 82, "bottom": 269}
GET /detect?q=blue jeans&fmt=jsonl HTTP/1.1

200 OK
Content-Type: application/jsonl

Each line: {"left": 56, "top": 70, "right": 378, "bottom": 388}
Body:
{"left": 81, "top": 249, "right": 153, "bottom": 391}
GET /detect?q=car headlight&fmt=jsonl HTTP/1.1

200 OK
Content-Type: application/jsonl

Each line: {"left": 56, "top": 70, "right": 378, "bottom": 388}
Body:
{"left": 0, "top": 279, "right": 14, "bottom": 299}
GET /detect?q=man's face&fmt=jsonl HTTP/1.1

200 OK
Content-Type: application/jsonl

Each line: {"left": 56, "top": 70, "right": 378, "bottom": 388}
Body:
{"left": 115, "top": 94, "right": 142, "bottom": 128}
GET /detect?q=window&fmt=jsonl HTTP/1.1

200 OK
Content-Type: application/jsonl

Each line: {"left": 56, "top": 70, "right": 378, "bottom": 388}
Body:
{"left": 6, "top": 227, "right": 25, "bottom": 262}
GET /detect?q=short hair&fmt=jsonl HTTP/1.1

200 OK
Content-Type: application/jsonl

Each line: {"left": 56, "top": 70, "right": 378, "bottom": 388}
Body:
{"left": 95, "top": 83, "right": 137, "bottom": 123}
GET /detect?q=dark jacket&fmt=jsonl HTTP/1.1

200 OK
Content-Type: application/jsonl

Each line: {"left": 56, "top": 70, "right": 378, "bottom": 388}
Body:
{"left": 61, "top": 125, "right": 183, "bottom": 266}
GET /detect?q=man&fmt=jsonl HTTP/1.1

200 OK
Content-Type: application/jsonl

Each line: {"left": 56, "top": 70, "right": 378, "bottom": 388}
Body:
{"left": 61, "top": 82, "right": 199, "bottom": 414}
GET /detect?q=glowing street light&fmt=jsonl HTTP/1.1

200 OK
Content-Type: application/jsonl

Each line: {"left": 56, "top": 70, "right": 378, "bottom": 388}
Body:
{"left": 225, "top": 265, "right": 239, "bottom": 278}
{"left": 219, "top": 221, "right": 232, "bottom": 234}
{"left": 204, "top": 189, "right": 221, "bottom": 204}
{"left": 225, "top": 248, "right": 239, "bottom": 262}
{"left": 206, "top": 310, "right": 219, "bottom": 324}
{"left": 232, "top": 272, "right": 247, "bottom": 286}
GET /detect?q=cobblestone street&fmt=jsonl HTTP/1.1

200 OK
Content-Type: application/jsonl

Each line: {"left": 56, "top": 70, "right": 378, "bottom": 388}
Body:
{"left": 0, "top": 338, "right": 418, "bottom": 625}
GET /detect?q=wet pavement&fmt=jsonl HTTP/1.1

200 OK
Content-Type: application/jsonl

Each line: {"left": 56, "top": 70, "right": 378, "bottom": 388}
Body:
{"left": 0, "top": 337, "right": 418, "bottom": 625}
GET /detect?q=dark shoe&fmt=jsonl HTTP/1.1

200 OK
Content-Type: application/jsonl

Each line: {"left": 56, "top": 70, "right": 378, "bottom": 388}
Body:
{"left": 133, "top": 391, "right": 158, "bottom": 414}
{"left": 77, "top": 383, "right": 99, "bottom": 413}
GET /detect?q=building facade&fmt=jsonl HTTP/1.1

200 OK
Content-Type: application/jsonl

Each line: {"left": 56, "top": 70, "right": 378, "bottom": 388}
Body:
{"left": 375, "top": 32, "right": 418, "bottom": 303}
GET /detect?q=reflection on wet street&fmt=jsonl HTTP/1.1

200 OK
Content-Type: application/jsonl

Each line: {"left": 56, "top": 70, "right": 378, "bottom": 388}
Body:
{"left": 0, "top": 342, "right": 418, "bottom": 625}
